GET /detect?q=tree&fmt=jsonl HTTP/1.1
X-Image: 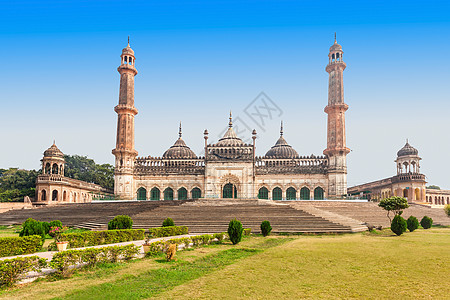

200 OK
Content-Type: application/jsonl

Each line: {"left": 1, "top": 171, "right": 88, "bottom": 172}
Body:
{"left": 391, "top": 215, "right": 407, "bottom": 236}
{"left": 426, "top": 185, "right": 440, "bottom": 190}
{"left": 378, "top": 196, "right": 409, "bottom": 223}
{"left": 64, "top": 155, "right": 114, "bottom": 190}
{"left": 0, "top": 168, "right": 39, "bottom": 202}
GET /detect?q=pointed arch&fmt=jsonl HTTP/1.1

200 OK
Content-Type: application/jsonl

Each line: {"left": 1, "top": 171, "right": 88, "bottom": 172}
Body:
{"left": 272, "top": 187, "right": 282, "bottom": 200}
{"left": 150, "top": 187, "right": 160, "bottom": 200}
{"left": 286, "top": 187, "right": 296, "bottom": 200}
{"left": 191, "top": 187, "right": 201, "bottom": 199}
{"left": 164, "top": 187, "right": 174, "bottom": 200}
{"left": 178, "top": 187, "right": 187, "bottom": 200}
{"left": 137, "top": 187, "right": 147, "bottom": 200}
{"left": 300, "top": 187, "right": 310, "bottom": 200}
{"left": 314, "top": 187, "right": 324, "bottom": 200}
{"left": 258, "top": 187, "right": 269, "bottom": 199}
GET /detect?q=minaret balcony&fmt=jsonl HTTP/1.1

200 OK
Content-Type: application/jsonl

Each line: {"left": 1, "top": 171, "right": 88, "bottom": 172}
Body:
{"left": 114, "top": 104, "right": 138, "bottom": 115}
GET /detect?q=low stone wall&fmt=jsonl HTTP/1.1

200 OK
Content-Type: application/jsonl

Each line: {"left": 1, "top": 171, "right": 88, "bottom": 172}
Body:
{"left": 0, "top": 202, "right": 33, "bottom": 213}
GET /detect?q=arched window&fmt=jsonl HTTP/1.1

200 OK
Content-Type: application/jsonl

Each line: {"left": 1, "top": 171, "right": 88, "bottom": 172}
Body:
{"left": 258, "top": 187, "right": 268, "bottom": 199}
{"left": 137, "top": 187, "right": 147, "bottom": 200}
{"left": 314, "top": 187, "right": 324, "bottom": 200}
{"left": 45, "top": 163, "right": 51, "bottom": 174}
{"left": 52, "top": 163, "right": 59, "bottom": 174}
{"left": 41, "top": 190, "right": 47, "bottom": 201}
{"left": 164, "top": 188, "right": 174, "bottom": 200}
{"left": 63, "top": 191, "right": 67, "bottom": 201}
{"left": 150, "top": 188, "right": 160, "bottom": 200}
{"left": 403, "top": 189, "right": 408, "bottom": 198}
{"left": 415, "top": 188, "right": 420, "bottom": 201}
{"left": 52, "top": 190, "right": 58, "bottom": 201}
{"left": 300, "top": 187, "right": 310, "bottom": 200}
{"left": 191, "top": 188, "right": 201, "bottom": 199}
{"left": 223, "top": 183, "right": 237, "bottom": 199}
{"left": 272, "top": 187, "right": 282, "bottom": 200}
{"left": 286, "top": 187, "right": 296, "bottom": 200}
{"left": 178, "top": 187, "right": 187, "bottom": 200}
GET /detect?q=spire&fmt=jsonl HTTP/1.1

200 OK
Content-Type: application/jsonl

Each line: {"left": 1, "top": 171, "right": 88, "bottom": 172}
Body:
{"left": 53, "top": 139, "right": 56, "bottom": 145}
{"left": 334, "top": 32, "right": 337, "bottom": 43}
{"left": 127, "top": 36, "right": 130, "bottom": 47}
{"left": 229, "top": 111, "right": 233, "bottom": 128}
{"left": 179, "top": 122, "right": 182, "bottom": 138}
{"left": 280, "top": 121, "right": 284, "bottom": 136}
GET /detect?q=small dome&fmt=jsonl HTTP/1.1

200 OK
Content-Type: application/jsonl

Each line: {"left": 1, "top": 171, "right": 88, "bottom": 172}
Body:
{"left": 212, "top": 112, "right": 245, "bottom": 147}
{"left": 330, "top": 42, "right": 342, "bottom": 52}
{"left": 264, "top": 122, "right": 299, "bottom": 159}
{"left": 44, "top": 143, "right": 64, "bottom": 158}
{"left": 162, "top": 123, "right": 196, "bottom": 159}
{"left": 122, "top": 44, "right": 134, "bottom": 56}
{"left": 397, "top": 141, "right": 419, "bottom": 157}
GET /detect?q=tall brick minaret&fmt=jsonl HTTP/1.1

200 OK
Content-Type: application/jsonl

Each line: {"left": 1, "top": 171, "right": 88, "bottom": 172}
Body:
{"left": 112, "top": 38, "right": 138, "bottom": 200}
{"left": 324, "top": 34, "right": 350, "bottom": 198}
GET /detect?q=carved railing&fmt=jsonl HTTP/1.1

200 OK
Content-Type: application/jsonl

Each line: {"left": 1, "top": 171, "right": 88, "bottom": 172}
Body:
{"left": 134, "top": 157, "right": 205, "bottom": 175}
{"left": 255, "top": 156, "right": 328, "bottom": 175}
{"left": 36, "top": 174, "right": 113, "bottom": 194}
{"left": 206, "top": 146, "right": 254, "bottom": 161}
{"left": 391, "top": 173, "right": 426, "bottom": 183}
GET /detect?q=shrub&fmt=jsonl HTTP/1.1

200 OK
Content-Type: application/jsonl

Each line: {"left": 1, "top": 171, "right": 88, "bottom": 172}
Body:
{"left": 261, "top": 220, "right": 272, "bottom": 237}
{"left": 390, "top": 215, "right": 407, "bottom": 236}
{"left": 0, "top": 235, "right": 43, "bottom": 257}
{"left": 444, "top": 204, "right": 450, "bottom": 217}
{"left": 212, "top": 232, "right": 226, "bottom": 242}
{"left": 61, "top": 229, "right": 145, "bottom": 248}
{"left": 148, "top": 226, "right": 188, "bottom": 238}
{"left": 108, "top": 215, "right": 133, "bottom": 230}
{"left": 0, "top": 256, "right": 47, "bottom": 287}
{"left": 48, "top": 220, "right": 63, "bottom": 237}
{"left": 227, "top": 219, "right": 243, "bottom": 245}
{"left": 243, "top": 228, "right": 251, "bottom": 236}
{"left": 50, "top": 244, "right": 140, "bottom": 277}
{"left": 19, "top": 218, "right": 46, "bottom": 240}
{"left": 406, "top": 216, "right": 419, "bottom": 232}
{"left": 378, "top": 197, "right": 409, "bottom": 223}
{"left": 162, "top": 218, "right": 175, "bottom": 227}
{"left": 420, "top": 216, "right": 433, "bottom": 229}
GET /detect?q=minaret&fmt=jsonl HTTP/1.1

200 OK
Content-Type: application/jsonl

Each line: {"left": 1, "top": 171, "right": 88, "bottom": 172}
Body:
{"left": 323, "top": 34, "right": 350, "bottom": 198}
{"left": 112, "top": 37, "right": 138, "bottom": 200}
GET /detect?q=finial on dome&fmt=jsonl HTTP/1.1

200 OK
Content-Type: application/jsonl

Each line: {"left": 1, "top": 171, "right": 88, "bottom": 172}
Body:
{"left": 406, "top": 138, "right": 409, "bottom": 144}
{"left": 229, "top": 111, "right": 233, "bottom": 128}
{"left": 179, "top": 122, "right": 182, "bottom": 138}
{"left": 53, "top": 139, "right": 55, "bottom": 145}
{"left": 334, "top": 32, "right": 337, "bottom": 43}
{"left": 127, "top": 36, "right": 130, "bottom": 47}
{"left": 280, "top": 121, "right": 284, "bottom": 136}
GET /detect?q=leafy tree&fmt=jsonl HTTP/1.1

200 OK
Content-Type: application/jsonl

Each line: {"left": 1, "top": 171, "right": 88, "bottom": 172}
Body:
{"left": 64, "top": 155, "right": 114, "bottom": 190}
{"left": 426, "top": 185, "right": 440, "bottom": 190}
{"left": 0, "top": 168, "right": 39, "bottom": 202}
{"left": 444, "top": 205, "right": 450, "bottom": 217}
{"left": 162, "top": 218, "right": 175, "bottom": 227}
{"left": 378, "top": 196, "right": 409, "bottom": 223}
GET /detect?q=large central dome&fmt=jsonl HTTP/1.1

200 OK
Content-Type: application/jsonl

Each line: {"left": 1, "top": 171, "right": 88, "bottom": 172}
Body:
{"left": 162, "top": 123, "right": 197, "bottom": 159}
{"left": 264, "top": 122, "right": 299, "bottom": 159}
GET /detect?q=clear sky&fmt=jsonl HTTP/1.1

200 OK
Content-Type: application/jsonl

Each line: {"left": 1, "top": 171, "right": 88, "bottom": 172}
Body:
{"left": 1, "top": 0, "right": 449, "bottom": 188}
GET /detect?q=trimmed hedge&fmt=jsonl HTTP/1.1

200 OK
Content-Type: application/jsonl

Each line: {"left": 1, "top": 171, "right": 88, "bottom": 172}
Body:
{"left": 162, "top": 218, "right": 175, "bottom": 227}
{"left": 420, "top": 216, "right": 433, "bottom": 229}
{"left": 0, "top": 256, "right": 47, "bottom": 287}
{"left": 148, "top": 226, "right": 188, "bottom": 238}
{"left": 0, "top": 235, "right": 43, "bottom": 258}
{"left": 407, "top": 216, "right": 419, "bottom": 232}
{"left": 50, "top": 244, "right": 140, "bottom": 277}
{"left": 19, "top": 218, "right": 46, "bottom": 240}
{"left": 243, "top": 228, "right": 252, "bottom": 236}
{"left": 228, "top": 219, "right": 243, "bottom": 245}
{"left": 144, "top": 233, "right": 227, "bottom": 257}
{"left": 108, "top": 215, "right": 133, "bottom": 230}
{"left": 261, "top": 220, "right": 272, "bottom": 237}
{"left": 391, "top": 215, "right": 407, "bottom": 236}
{"left": 61, "top": 229, "right": 145, "bottom": 248}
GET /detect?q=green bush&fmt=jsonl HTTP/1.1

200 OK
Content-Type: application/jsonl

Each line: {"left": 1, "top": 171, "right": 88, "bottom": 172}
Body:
{"left": 61, "top": 229, "right": 145, "bottom": 248}
{"left": 0, "top": 256, "right": 47, "bottom": 287}
{"left": 50, "top": 244, "right": 139, "bottom": 277}
{"left": 0, "top": 235, "right": 43, "bottom": 258}
{"left": 444, "top": 204, "right": 450, "bottom": 217}
{"left": 391, "top": 215, "right": 407, "bottom": 236}
{"left": 212, "top": 232, "right": 226, "bottom": 242}
{"left": 260, "top": 220, "right": 272, "bottom": 237}
{"left": 148, "top": 226, "right": 188, "bottom": 238}
{"left": 420, "top": 216, "right": 433, "bottom": 229}
{"left": 19, "top": 218, "right": 46, "bottom": 240}
{"left": 108, "top": 215, "right": 133, "bottom": 230}
{"left": 243, "top": 228, "right": 251, "bottom": 236}
{"left": 406, "top": 216, "right": 419, "bottom": 232}
{"left": 162, "top": 218, "right": 175, "bottom": 227}
{"left": 48, "top": 220, "right": 63, "bottom": 237}
{"left": 227, "top": 219, "right": 243, "bottom": 245}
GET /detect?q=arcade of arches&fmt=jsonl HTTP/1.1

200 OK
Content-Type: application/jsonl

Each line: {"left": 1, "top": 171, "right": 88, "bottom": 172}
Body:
{"left": 137, "top": 187, "right": 203, "bottom": 201}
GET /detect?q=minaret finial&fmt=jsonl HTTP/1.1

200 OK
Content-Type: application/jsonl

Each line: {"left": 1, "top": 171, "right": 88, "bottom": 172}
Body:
{"left": 229, "top": 111, "right": 233, "bottom": 128}
{"left": 179, "top": 122, "right": 182, "bottom": 138}
{"left": 127, "top": 36, "right": 130, "bottom": 46}
{"left": 280, "top": 121, "right": 284, "bottom": 136}
{"left": 334, "top": 32, "right": 337, "bottom": 43}
{"left": 53, "top": 139, "right": 55, "bottom": 145}
{"left": 406, "top": 138, "right": 409, "bottom": 144}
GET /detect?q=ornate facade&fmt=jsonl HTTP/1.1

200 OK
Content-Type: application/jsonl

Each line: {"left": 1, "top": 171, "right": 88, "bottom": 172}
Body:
{"left": 113, "top": 38, "right": 350, "bottom": 200}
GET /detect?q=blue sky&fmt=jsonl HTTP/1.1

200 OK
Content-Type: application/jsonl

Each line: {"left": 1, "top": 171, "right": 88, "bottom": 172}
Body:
{"left": 1, "top": 0, "right": 449, "bottom": 188}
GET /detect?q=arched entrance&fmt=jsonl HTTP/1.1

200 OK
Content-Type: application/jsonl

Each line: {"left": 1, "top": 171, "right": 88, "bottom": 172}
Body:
{"left": 272, "top": 187, "right": 282, "bottom": 200}
{"left": 137, "top": 187, "right": 147, "bottom": 200}
{"left": 164, "top": 188, "right": 174, "bottom": 200}
{"left": 52, "top": 190, "right": 58, "bottom": 201}
{"left": 300, "top": 187, "right": 310, "bottom": 200}
{"left": 41, "top": 190, "right": 47, "bottom": 201}
{"left": 191, "top": 188, "right": 201, "bottom": 199}
{"left": 286, "top": 187, "right": 296, "bottom": 200}
{"left": 223, "top": 183, "right": 237, "bottom": 198}
{"left": 150, "top": 188, "right": 160, "bottom": 200}
{"left": 258, "top": 187, "right": 268, "bottom": 199}
{"left": 314, "top": 187, "right": 324, "bottom": 200}
{"left": 178, "top": 187, "right": 187, "bottom": 200}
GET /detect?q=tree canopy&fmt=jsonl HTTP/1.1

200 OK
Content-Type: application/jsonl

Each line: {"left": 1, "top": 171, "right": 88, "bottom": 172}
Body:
{"left": 0, "top": 168, "right": 39, "bottom": 202}
{"left": 378, "top": 196, "right": 409, "bottom": 222}
{"left": 426, "top": 185, "right": 440, "bottom": 190}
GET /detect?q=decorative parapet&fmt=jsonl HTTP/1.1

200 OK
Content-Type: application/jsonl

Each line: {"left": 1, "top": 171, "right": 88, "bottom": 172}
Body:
{"left": 205, "top": 145, "right": 254, "bottom": 161}
{"left": 255, "top": 155, "right": 328, "bottom": 175}
{"left": 36, "top": 174, "right": 113, "bottom": 194}
{"left": 391, "top": 173, "right": 426, "bottom": 183}
{"left": 134, "top": 157, "right": 205, "bottom": 175}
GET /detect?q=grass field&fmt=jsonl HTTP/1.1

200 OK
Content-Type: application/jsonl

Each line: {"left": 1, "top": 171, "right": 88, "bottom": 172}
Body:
{"left": 1, "top": 228, "right": 449, "bottom": 299}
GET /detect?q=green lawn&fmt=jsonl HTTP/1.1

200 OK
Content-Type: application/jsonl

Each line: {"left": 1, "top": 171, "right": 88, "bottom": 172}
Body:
{"left": 1, "top": 228, "right": 449, "bottom": 299}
